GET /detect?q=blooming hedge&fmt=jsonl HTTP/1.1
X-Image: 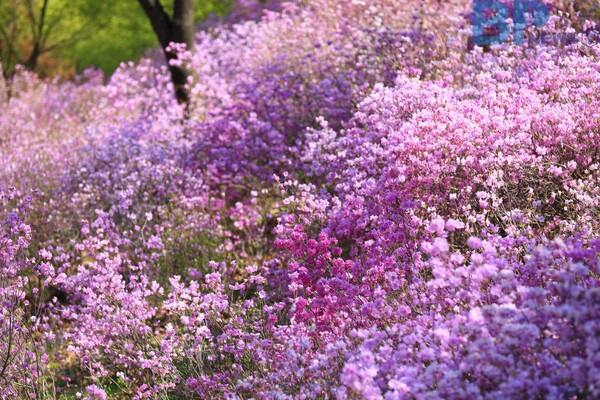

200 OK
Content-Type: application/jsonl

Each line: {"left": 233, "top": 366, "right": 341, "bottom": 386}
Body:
{"left": 0, "top": 0, "right": 599, "bottom": 399}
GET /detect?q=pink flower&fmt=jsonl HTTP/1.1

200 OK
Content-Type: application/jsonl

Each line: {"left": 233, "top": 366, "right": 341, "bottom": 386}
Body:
{"left": 467, "top": 237, "right": 483, "bottom": 249}
{"left": 86, "top": 385, "right": 107, "bottom": 400}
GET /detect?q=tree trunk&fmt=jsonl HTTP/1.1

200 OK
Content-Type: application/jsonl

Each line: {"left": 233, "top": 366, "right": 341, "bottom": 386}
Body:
{"left": 24, "top": 44, "right": 40, "bottom": 70}
{"left": 20, "top": 0, "right": 49, "bottom": 73}
{"left": 172, "top": 0, "right": 195, "bottom": 50}
{"left": 138, "top": 0, "right": 195, "bottom": 106}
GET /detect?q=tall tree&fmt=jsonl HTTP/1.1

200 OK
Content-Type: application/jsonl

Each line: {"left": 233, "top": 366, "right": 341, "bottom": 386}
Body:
{"left": 138, "top": 0, "right": 195, "bottom": 105}
{"left": 0, "top": 0, "right": 110, "bottom": 79}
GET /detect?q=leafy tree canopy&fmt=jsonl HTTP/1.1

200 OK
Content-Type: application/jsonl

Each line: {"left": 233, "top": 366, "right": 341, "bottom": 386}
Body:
{"left": 0, "top": 0, "right": 233, "bottom": 77}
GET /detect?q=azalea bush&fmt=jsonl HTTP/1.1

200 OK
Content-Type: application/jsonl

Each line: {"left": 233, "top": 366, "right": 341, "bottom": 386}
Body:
{"left": 0, "top": 0, "right": 599, "bottom": 399}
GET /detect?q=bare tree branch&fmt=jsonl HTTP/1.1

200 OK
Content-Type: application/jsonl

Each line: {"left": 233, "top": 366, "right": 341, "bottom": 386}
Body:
{"left": 0, "top": 23, "right": 22, "bottom": 65}
{"left": 24, "top": 0, "right": 50, "bottom": 69}
{"left": 24, "top": 0, "right": 39, "bottom": 41}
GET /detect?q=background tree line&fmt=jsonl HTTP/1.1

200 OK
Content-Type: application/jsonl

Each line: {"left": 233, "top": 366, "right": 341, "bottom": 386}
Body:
{"left": 0, "top": 0, "right": 233, "bottom": 79}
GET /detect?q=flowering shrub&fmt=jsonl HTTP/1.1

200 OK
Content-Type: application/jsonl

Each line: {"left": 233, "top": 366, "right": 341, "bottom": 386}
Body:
{"left": 0, "top": 188, "right": 48, "bottom": 398}
{"left": 0, "top": 0, "right": 599, "bottom": 398}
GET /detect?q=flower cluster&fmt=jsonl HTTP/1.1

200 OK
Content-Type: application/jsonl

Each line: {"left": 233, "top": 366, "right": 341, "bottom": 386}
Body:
{"left": 0, "top": 188, "right": 46, "bottom": 398}
{"left": 0, "top": 0, "right": 598, "bottom": 398}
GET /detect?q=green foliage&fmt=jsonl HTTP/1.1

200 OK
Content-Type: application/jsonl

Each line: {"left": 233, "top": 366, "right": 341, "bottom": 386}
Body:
{"left": 62, "top": 0, "right": 234, "bottom": 74}
{"left": 0, "top": 0, "right": 234, "bottom": 76}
